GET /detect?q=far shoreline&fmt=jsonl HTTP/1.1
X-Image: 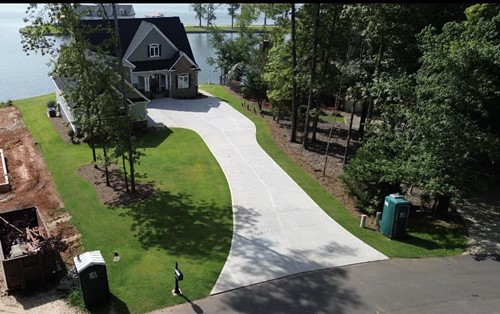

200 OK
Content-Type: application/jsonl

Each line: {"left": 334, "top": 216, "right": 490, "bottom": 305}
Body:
{"left": 19, "top": 24, "right": 275, "bottom": 36}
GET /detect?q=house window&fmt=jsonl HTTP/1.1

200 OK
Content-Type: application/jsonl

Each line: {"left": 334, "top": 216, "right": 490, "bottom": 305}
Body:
{"left": 148, "top": 44, "right": 160, "bottom": 58}
{"left": 177, "top": 74, "right": 189, "bottom": 89}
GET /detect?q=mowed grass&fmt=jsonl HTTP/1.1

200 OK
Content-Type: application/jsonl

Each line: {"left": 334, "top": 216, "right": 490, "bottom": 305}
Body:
{"left": 15, "top": 94, "right": 232, "bottom": 313}
{"left": 199, "top": 84, "right": 467, "bottom": 258}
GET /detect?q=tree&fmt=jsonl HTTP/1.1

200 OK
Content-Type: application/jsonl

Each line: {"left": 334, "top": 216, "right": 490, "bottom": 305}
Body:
{"left": 406, "top": 4, "right": 500, "bottom": 213}
{"left": 290, "top": 3, "right": 298, "bottom": 142}
{"left": 302, "top": 3, "right": 320, "bottom": 150}
{"left": 22, "top": 3, "right": 144, "bottom": 193}
{"left": 191, "top": 4, "right": 205, "bottom": 27}
{"left": 341, "top": 4, "right": 500, "bottom": 215}
{"left": 226, "top": 3, "right": 240, "bottom": 29}
{"left": 204, "top": 4, "right": 219, "bottom": 27}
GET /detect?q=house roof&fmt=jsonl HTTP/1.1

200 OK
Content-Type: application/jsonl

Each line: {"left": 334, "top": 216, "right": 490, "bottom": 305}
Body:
{"left": 80, "top": 17, "right": 198, "bottom": 69}
{"left": 53, "top": 75, "right": 149, "bottom": 106}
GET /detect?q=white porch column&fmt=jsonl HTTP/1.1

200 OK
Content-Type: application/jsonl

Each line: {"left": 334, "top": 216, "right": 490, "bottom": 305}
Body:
{"left": 145, "top": 76, "right": 150, "bottom": 92}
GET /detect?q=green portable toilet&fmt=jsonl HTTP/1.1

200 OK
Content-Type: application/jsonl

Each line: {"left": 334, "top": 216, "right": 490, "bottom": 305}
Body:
{"left": 379, "top": 194, "right": 410, "bottom": 239}
{"left": 73, "top": 250, "right": 110, "bottom": 309}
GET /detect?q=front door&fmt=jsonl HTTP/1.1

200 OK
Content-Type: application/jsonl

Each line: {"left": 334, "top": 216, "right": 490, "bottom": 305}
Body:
{"left": 150, "top": 74, "right": 160, "bottom": 94}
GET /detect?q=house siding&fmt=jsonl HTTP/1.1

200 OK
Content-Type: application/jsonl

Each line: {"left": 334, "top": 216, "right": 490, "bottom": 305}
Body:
{"left": 128, "top": 29, "right": 176, "bottom": 62}
{"left": 171, "top": 56, "right": 198, "bottom": 99}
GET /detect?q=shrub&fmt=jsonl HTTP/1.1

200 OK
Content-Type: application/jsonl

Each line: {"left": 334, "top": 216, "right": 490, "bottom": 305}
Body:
{"left": 47, "top": 100, "right": 56, "bottom": 108}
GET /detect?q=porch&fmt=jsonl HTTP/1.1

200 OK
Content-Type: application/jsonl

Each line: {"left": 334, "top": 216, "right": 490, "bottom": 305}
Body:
{"left": 132, "top": 72, "right": 171, "bottom": 99}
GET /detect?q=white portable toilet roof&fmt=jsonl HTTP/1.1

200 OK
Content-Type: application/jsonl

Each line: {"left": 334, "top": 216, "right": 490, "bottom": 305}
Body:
{"left": 73, "top": 250, "right": 106, "bottom": 273}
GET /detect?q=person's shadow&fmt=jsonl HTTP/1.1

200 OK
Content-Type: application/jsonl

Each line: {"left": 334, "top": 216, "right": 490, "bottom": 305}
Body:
{"left": 181, "top": 294, "right": 204, "bottom": 314}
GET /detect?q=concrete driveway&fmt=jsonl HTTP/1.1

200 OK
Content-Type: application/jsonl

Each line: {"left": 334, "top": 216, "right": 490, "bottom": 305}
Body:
{"left": 147, "top": 92, "right": 387, "bottom": 295}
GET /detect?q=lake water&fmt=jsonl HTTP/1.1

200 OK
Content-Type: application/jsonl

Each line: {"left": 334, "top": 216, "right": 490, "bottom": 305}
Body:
{"left": 0, "top": 4, "right": 266, "bottom": 102}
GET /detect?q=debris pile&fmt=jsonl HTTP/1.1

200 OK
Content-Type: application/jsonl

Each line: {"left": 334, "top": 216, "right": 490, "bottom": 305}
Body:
{"left": 0, "top": 210, "right": 66, "bottom": 259}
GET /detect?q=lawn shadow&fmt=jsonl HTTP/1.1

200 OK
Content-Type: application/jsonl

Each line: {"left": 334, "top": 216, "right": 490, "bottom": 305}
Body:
{"left": 117, "top": 189, "right": 233, "bottom": 259}
{"left": 136, "top": 128, "right": 173, "bottom": 148}
{"left": 396, "top": 212, "right": 467, "bottom": 252}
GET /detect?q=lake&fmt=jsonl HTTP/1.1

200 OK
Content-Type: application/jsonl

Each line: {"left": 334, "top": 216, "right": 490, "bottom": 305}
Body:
{"left": 0, "top": 4, "right": 267, "bottom": 102}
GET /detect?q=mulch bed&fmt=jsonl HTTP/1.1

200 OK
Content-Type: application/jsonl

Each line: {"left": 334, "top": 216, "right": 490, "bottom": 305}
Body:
{"left": 77, "top": 163, "right": 154, "bottom": 207}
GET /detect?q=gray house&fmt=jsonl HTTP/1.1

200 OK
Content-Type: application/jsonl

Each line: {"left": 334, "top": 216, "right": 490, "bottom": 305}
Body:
{"left": 53, "top": 16, "right": 200, "bottom": 133}
{"left": 76, "top": 4, "right": 136, "bottom": 20}
{"left": 81, "top": 17, "right": 201, "bottom": 99}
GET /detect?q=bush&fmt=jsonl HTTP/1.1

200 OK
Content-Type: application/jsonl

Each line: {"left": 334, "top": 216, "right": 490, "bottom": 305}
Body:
{"left": 47, "top": 100, "right": 56, "bottom": 108}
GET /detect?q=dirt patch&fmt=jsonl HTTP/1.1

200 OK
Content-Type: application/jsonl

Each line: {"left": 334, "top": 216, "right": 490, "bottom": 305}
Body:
{"left": 0, "top": 106, "right": 81, "bottom": 313}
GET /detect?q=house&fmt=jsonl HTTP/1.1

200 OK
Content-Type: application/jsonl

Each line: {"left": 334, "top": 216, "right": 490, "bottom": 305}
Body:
{"left": 53, "top": 16, "right": 200, "bottom": 133}
{"left": 76, "top": 4, "right": 136, "bottom": 20}
{"left": 81, "top": 17, "right": 201, "bottom": 99}
{"left": 53, "top": 75, "right": 150, "bottom": 133}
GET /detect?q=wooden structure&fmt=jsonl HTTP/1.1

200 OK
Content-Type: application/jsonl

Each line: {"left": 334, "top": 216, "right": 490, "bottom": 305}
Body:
{"left": 0, "top": 149, "right": 10, "bottom": 193}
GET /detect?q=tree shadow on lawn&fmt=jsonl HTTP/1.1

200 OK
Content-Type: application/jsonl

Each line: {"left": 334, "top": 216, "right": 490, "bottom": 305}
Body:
{"left": 115, "top": 189, "right": 236, "bottom": 259}
{"left": 398, "top": 213, "right": 467, "bottom": 252}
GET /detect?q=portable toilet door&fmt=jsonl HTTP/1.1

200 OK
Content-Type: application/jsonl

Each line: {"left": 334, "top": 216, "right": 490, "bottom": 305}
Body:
{"left": 393, "top": 201, "right": 410, "bottom": 239}
{"left": 73, "top": 250, "right": 110, "bottom": 309}
{"left": 379, "top": 194, "right": 410, "bottom": 239}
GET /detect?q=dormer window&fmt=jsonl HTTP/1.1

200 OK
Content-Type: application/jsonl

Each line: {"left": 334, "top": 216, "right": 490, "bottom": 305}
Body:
{"left": 148, "top": 44, "right": 160, "bottom": 58}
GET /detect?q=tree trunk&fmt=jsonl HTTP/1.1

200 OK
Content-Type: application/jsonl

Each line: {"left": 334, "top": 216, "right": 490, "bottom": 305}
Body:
{"left": 112, "top": 4, "right": 136, "bottom": 193}
{"left": 86, "top": 106, "right": 97, "bottom": 164}
{"left": 122, "top": 154, "right": 129, "bottom": 193}
{"left": 103, "top": 141, "right": 110, "bottom": 186}
{"left": 358, "top": 100, "right": 368, "bottom": 140}
{"left": 343, "top": 100, "right": 356, "bottom": 164}
{"left": 432, "top": 194, "right": 450, "bottom": 217}
{"left": 312, "top": 114, "right": 319, "bottom": 142}
{"left": 199, "top": 17, "right": 202, "bottom": 28}
{"left": 302, "top": 3, "right": 320, "bottom": 150}
{"left": 290, "top": 3, "right": 298, "bottom": 143}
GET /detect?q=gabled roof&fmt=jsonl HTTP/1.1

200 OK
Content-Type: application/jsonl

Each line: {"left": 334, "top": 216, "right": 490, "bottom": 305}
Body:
{"left": 53, "top": 75, "right": 149, "bottom": 107}
{"left": 80, "top": 17, "right": 198, "bottom": 69}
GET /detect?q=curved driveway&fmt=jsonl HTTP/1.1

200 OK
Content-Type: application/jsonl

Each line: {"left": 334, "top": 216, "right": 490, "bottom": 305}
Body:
{"left": 147, "top": 93, "right": 387, "bottom": 295}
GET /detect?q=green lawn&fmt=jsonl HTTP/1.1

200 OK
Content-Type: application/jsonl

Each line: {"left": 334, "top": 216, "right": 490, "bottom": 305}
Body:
{"left": 15, "top": 94, "right": 232, "bottom": 313}
{"left": 199, "top": 84, "right": 467, "bottom": 258}
{"left": 319, "top": 115, "right": 345, "bottom": 124}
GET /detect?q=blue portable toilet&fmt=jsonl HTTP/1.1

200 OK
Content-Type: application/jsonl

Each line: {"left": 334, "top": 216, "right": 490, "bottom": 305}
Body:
{"left": 379, "top": 194, "right": 410, "bottom": 239}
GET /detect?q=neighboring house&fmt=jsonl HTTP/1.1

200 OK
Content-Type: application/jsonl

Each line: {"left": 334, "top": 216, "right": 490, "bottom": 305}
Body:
{"left": 53, "top": 16, "right": 200, "bottom": 133}
{"left": 76, "top": 4, "right": 136, "bottom": 20}
{"left": 80, "top": 17, "right": 201, "bottom": 99}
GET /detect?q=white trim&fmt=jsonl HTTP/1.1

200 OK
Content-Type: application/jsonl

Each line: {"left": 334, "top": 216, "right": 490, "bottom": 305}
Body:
{"left": 177, "top": 73, "right": 189, "bottom": 89}
{"left": 149, "top": 43, "right": 160, "bottom": 58}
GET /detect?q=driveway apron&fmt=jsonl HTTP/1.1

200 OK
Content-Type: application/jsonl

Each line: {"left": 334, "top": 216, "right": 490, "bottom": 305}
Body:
{"left": 147, "top": 94, "right": 388, "bottom": 295}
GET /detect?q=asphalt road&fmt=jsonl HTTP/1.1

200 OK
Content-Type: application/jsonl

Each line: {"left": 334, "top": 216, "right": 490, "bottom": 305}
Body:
{"left": 153, "top": 254, "right": 500, "bottom": 314}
